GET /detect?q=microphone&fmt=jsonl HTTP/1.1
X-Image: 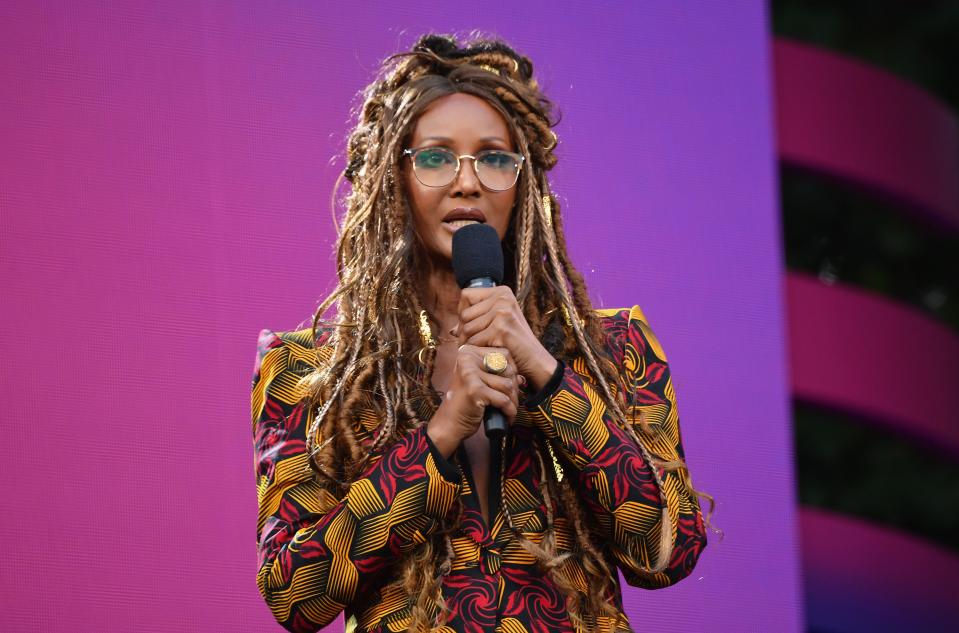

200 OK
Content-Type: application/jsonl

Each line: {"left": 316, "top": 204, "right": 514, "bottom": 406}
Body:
{"left": 451, "top": 223, "right": 507, "bottom": 439}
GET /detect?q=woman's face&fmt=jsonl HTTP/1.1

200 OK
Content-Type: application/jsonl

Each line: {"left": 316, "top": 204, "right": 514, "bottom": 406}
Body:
{"left": 403, "top": 92, "right": 518, "bottom": 263}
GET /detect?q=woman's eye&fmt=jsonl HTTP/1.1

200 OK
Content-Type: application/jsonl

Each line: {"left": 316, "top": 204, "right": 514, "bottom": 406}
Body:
{"left": 479, "top": 152, "right": 513, "bottom": 169}
{"left": 415, "top": 149, "right": 454, "bottom": 168}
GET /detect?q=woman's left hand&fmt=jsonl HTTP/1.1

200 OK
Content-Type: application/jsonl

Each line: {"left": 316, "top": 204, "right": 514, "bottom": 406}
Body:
{"left": 455, "top": 286, "right": 559, "bottom": 392}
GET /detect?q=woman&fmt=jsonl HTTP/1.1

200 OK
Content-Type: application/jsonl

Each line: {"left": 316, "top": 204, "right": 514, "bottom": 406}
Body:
{"left": 252, "top": 33, "right": 711, "bottom": 633}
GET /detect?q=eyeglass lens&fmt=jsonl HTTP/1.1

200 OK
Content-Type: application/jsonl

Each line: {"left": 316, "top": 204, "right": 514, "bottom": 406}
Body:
{"left": 411, "top": 148, "right": 520, "bottom": 191}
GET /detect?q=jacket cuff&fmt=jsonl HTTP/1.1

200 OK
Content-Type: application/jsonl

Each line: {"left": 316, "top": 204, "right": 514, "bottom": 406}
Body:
{"left": 425, "top": 431, "right": 463, "bottom": 484}
{"left": 524, "top": 358, "right": 566, "bottom": 409}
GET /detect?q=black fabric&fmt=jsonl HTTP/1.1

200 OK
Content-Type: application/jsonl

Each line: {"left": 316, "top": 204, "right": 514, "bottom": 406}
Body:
{"left": 425, "top": 432, "right": 464, "bottom": 483}
{"left": 523, "top": 358, "right": 566, "bottom": 409}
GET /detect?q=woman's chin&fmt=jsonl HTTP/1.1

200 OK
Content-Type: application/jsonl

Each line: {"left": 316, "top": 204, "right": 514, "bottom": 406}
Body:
{"left": 418, "top": 237, "right": 453, "bottom": 264}
{"left": 434, "top": 231, "right": 455, "bottom": 260}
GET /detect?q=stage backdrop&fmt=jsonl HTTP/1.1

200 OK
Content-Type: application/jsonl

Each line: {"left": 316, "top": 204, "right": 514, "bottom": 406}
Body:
{"left": 0, "top": 1, "right": 802, "bottom": 631}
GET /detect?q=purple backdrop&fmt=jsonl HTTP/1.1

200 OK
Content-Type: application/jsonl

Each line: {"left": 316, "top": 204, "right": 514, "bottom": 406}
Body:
{"left": 0, "top": 1, "right": 802, "bottom": 631}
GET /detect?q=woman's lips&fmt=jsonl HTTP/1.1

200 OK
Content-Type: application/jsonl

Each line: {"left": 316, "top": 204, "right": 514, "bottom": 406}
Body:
{"left": 442, "top": 207, "right": 486, "bottom": 223}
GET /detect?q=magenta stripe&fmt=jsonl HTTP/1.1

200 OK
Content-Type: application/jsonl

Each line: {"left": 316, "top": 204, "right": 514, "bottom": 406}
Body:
{"left": 774, "top": 38, "right": 959, "bottom": 232}
{"left": 801, "top": 506, "right": 959, "bottom": 632}
{"left": 786, "top": 272, "right": 959, "bottom": 458}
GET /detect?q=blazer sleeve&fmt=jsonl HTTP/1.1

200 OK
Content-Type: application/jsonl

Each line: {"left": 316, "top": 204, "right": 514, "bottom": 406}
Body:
{"left": 523, "top": 306, "right": 707, "bottom": 588}
{"left": 252, "top": 329, "right": 464, "bottom": 633}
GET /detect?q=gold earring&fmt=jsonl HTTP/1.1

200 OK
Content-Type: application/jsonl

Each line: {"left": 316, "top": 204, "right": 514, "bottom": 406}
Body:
{"left": 543, "top": 130, "right": 558, "bottom": 151}
{"left": 417, "top": 310, "right": 435, "bottom": 364}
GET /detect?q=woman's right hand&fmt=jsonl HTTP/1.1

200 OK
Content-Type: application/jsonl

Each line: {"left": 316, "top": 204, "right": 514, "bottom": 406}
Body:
{"left": 427, "top": 345, "right": 519, "bottom": 458}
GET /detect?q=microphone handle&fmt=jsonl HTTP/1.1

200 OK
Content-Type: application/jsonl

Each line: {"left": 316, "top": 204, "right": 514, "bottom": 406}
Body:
{"left": 484, "top": 407, "right": 507, "bottom": 440}
{"left": 466, "top": 277, "right": 508, "bottom": 439}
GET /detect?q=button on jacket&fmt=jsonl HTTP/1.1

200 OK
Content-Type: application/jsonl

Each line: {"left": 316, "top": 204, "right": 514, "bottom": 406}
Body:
{"left": 252, "top": 305, "right": 707, "bottom": 633}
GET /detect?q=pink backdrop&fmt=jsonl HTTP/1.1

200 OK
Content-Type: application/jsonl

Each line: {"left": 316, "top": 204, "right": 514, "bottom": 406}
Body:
{"left": 0, "top": 1, "right": 800, "bottom": 631}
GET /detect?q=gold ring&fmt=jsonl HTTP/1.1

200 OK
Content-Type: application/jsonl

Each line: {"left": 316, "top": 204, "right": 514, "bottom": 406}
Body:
{"left": 482, "top": 351, "right": 508, "bottom": 375}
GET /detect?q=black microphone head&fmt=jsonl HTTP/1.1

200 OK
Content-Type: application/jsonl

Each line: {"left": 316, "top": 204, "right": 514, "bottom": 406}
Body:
{"left": 451, "top": 223, "right": 504, "bottom": 288}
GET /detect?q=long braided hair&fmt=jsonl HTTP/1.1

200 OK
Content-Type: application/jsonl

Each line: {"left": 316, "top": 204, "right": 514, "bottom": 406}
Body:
{"left": 296, "top": 32, "right": 714, "bottom": 632}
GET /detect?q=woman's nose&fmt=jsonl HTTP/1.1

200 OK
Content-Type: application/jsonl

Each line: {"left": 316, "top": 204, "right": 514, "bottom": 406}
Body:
{"left": 450, "top": 157, "right": 481, "bottom": 194}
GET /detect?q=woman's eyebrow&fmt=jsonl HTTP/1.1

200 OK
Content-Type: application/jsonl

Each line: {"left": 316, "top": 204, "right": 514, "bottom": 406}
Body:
{"left": 420, "top": 135, "right": 509, "bottom": 143}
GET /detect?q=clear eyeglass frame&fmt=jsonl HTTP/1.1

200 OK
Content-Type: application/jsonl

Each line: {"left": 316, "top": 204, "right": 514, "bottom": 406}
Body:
{"left": 402, "top": 146, "right": 525, "bottom": 192}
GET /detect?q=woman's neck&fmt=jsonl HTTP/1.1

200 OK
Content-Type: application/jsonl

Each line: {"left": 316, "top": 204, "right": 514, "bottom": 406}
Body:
{"left": 419, "top": 261, "right": 461, "bottom": 333}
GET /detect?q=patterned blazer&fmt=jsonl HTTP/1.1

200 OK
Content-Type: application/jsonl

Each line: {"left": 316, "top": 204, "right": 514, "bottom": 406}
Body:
{"left": 252, "top": 305, "right": 707, "bottom": 633}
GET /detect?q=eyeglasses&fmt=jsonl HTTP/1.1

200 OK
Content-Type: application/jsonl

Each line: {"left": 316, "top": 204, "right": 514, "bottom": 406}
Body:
{"left": 403, "top": 146, "right": 525, "bottom": 192}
